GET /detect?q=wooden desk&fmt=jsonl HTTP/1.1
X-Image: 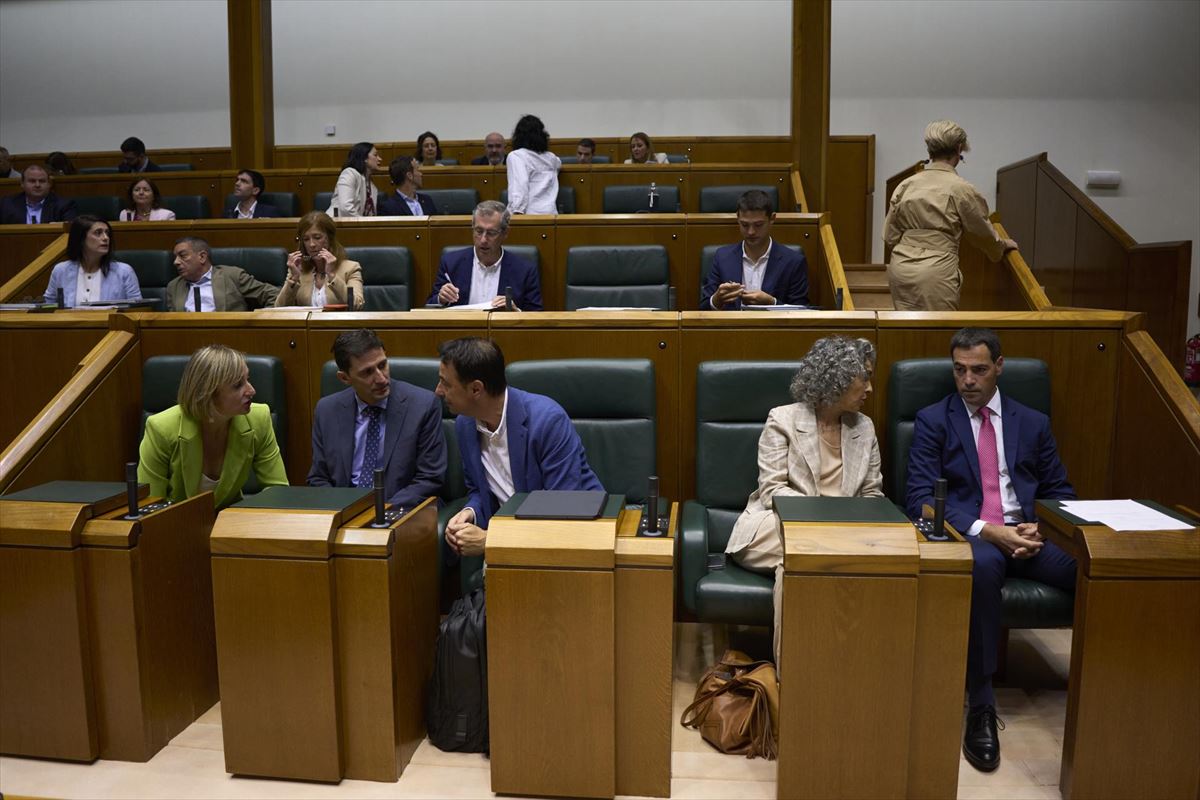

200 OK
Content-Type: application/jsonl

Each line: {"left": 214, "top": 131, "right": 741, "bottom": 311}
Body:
{"left": 1037, "top": 500, "right": 1200, "bottom": 800}
{"left": 776, "top": 505, "right": 921, "bottom": 799}
{"left": 0, "top": 482, "right": 216, "bottom": 762}
{"left": 486, "top": 494, "right": 623, "bottom": 798}
{"left": 210, "top": 487, "right": 438, "bottom": 783}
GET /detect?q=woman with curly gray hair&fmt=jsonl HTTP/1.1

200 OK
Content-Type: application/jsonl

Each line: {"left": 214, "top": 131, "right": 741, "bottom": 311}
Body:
{"left": 726, "top": 335, "right": 883, "bottom": 664}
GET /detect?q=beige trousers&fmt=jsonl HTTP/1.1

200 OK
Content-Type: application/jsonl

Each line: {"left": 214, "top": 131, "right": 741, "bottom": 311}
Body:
{"left": 729, "top": 509, "right": 785, "bottom": 669}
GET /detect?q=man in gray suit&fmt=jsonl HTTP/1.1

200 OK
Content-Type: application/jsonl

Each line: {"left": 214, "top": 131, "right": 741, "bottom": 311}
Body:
{"left": 309, "top": 329, "right": 446, "bottom": 511}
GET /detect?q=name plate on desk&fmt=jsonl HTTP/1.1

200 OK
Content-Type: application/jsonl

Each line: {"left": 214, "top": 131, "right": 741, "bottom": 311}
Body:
{"left": 774, "top": 495, "right": 909, "bottom": 523}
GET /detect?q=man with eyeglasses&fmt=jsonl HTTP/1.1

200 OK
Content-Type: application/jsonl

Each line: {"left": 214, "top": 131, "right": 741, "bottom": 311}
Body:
{"left": 426, "top": 200, "right": 543, "bottom": 311}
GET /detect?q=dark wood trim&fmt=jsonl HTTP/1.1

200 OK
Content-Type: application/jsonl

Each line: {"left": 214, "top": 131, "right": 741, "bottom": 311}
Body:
{"left": 791, "top": 0, "right": 831, "bottom": 211}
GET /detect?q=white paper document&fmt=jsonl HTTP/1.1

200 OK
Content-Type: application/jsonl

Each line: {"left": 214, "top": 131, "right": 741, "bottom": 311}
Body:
{"left": 1058, "top": 500, "right": 1193, "bottom": 532}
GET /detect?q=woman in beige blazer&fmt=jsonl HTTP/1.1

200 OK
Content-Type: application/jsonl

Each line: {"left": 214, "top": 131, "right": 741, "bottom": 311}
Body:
{"left": 727, "top": 336, "right": 881, "bottom": 664}
{"left": 276, "top": 211, "right": 365, "bottom": 309}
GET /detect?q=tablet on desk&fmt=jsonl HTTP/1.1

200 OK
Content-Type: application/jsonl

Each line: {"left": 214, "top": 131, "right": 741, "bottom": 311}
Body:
{"left": 515, "top": 490, "right": 608, "bottom": 520}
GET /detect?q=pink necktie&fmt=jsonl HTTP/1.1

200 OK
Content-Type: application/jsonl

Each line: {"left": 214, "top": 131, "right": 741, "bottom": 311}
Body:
{"left": 977, "top": 407, "right": 1004, "bottom": 525}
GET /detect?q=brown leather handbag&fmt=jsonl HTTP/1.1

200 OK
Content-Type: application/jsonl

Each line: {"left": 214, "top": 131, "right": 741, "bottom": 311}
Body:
{"left": 680, "top": 649, "right": 780, "bottom": 759}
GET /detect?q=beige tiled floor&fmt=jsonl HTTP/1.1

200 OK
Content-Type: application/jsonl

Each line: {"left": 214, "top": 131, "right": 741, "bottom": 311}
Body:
{"left": 0, "top": 625, "right": 1071, "bottom": 799}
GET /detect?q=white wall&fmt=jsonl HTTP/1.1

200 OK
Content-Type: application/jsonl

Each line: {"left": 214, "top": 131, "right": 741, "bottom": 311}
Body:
{"left": 830, "top": 0, "right": 1200, "bottom": 338}
{"left": 0, "top": 0, "right": 229, "bottom": 151}
{"left": 269, "top": 0, "right": 792, "bottom": 144}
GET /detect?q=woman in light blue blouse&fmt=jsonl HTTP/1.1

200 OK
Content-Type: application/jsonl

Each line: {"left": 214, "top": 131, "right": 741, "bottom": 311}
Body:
{"left": 43, "top": 215, "right": 142, "bottom": 307}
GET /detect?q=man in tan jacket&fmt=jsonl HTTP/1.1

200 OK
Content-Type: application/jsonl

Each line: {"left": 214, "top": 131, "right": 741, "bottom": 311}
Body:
{"left": 166, "top": 237, "right": 279, "bottom": 312}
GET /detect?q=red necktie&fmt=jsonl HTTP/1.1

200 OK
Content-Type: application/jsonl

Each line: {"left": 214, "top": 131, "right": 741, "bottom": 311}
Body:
{"left": 978, "top": 406, "right": 1004, "bottom": 525}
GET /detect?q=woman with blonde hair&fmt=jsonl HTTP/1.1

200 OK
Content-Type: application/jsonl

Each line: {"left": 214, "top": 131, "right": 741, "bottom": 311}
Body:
{"left": 138, "top": 344, "right": 288, "bottom": 509}
{"left": 726, "top": 336, "right": 881, "bottom": 664}
{"left": 883, "top": 120, "right": 1017, "bottom": 310}
{"left": 623, "top": 131, "right": 669, "bottom": 165}
{"left": 276, "top": 210, "right": 365, "bottom": 309}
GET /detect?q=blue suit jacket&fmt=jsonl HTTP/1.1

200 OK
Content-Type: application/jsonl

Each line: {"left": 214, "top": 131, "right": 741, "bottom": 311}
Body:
{"left": 308, "top": 379, "right": 446, "bottom": 511}
{"left": 378, "top": 191, "right": 439, "bottom": 216}
{"left": 700, "top": 241, "right": 809, "bottom": 309}
{"left": 426, "top": 247, "right": 543, "bottom": 311}
{"left": 0, "top": 192, "right": 79, "bottom": 225}
{"left": 457, "top": 388, "right": 603, "bottom": 528}
{"left": 905, "top": 392, "right": 1075, "bottom": 533}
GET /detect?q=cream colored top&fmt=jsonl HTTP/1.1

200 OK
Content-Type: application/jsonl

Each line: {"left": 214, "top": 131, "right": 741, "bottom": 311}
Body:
{"left": 883, "top": 162, "right": 1006, "bottom": 263}
{"left": 817, "top": 432, "right": 844, "bottom": 497}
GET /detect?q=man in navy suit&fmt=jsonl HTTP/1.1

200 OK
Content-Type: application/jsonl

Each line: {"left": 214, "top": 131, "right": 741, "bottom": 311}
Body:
{"left": 0, "top": 165, "right": 77, "bottom": 224}
{"left": 308, "top": 328, "right": 446, "bottom": 511}
{"left": 906, "top": 327, "right": 1076, "bottom": 773}
{"left": 469, "top": 132, "right": 507, "bottom": 166}
{"left": 378, "top": 156, "right": 439, "bottom": 216}
{"left": 700, "top": 189, "right": 809, "bottom": 309}
{"left": 426, "top": 201, "right": 543, "bottom": 311}
{"left": 226, "top": 169, "right": 283, "bottom": 218}
{"left": 436, "top": 337, "right": 602, "bottom": 555}
{"left": 117, "top": 137, "right": 161, "bottom": 173}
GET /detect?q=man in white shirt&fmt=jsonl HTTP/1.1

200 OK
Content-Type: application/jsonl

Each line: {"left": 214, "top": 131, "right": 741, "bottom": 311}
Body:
{"left": 425, "top": 201, "right": 543, "bottom": 311}
{"left": 700, "top": 189, "right": 809, "bottom": 310}
{"left": 906, "top": 327, "right": 1076, "bottom": 773}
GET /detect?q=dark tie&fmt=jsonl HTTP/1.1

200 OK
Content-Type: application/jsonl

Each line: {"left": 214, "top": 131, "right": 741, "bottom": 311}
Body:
{"left": 360, "top": 405, "right": 383, "bottom": 487}
{"left": 30, "top": 213, "right": 39, "bottom": 224}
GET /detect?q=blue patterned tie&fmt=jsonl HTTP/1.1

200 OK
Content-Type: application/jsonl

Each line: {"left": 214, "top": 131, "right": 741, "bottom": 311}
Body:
{"left": 360, "top": 405, "right": 383, "bottom": 487}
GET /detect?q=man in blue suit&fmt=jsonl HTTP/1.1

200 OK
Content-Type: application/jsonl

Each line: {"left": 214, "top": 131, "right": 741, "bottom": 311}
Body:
{"left": 378, "top": 156, "right": 439, "bottom": 216}
{"left": 426, "top": 201, "right": 543, "bottom": 311}
{"left": 226, "top": 170, "right": 283, "bottom": 219}
{"left": 436, "top": 337, "right": 602, "bottom": 556}
{"left": 700, "top": 189, "right": 809, "bottom": 309}
{"left": 906, "top": 327, "right": 1076, "bottom": 773}
{"left": 308, "top": 328, "right": 446, "bottom": 511}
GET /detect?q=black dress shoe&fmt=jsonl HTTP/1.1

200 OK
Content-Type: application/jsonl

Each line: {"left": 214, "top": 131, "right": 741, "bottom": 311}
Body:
{"left": 963, "top": 704, "right": 1004, "bottom": 772}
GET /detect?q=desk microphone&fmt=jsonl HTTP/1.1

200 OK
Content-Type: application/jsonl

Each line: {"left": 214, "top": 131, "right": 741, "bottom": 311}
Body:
{"left": 346, "top": 285, "right": 355, "bottom": 311}
{"left": 646, "top": 476, "right": 660, "bottom": 535}
{"left": 835, "top": 287, "right": 844, "bottom": 311}
{"left": 372, "top": 468, "right": 388, "bottom": 527}
{"left": 930, "top": 478, "right": 950, "bottom": 541}
{"left": 56, "top": 287, "right": 65, "bottom": 309}
{"left": 504, "top": 286, "right": 514, "bottom": 311}
{"left": 647, "top": 182, "right": 659, "bottom": 211}
{"left": 193, "top": 286, "right": 202, "bottom": 313}
{"left": 124, "top": 461, "right": 141, "bottom": 520}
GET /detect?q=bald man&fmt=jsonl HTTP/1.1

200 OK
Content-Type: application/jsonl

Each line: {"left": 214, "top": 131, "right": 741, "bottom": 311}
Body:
{"left": 470, "top": 132, "right": 507, "bottom": 166}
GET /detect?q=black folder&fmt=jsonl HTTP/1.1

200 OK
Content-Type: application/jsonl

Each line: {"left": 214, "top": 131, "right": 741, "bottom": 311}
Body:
{"left": 232, "top": 486, "right": 371, "bottom": 511}
{"left": 0, "top": 480, "right": 133, "bottom": 505}
{"left": 515, "top": 490, "right": 608, "bottom": 520}
{"left": 773, "top": 496, "right": 909, "bottom": 523}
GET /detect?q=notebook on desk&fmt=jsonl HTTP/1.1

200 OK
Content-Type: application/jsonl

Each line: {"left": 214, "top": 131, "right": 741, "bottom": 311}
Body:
{"left": 773, "top": 495, "right": 910, "bottom": 523}
{"left": 515, "top": 490, "right": 609, "bottom": 520}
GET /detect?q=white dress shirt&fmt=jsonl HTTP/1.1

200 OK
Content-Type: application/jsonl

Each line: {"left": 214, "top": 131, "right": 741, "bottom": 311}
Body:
{"left": 477, "top": 390, "right": 515, "bottom": 505}
{"left": 187, "top": 268, "right": 216, "bottom": 312}
{"left": 708, "top": 239, "right": 775, "bottom": 309}
{"left": 310, "top": 282, "right": 327, "bottom": 308}
{"left": 468, "top": 249, "right": 504, "bottom": 306}
{"left": 235, "top": 200, "right": 257, "bottom": 219}
{"left": 962, "top": 391, "right": 1022, "bottom": 536}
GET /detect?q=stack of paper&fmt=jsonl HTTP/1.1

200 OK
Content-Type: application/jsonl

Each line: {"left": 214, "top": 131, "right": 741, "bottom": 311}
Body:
{"left": 1058, "top": 500, "right": 1193, "bottom": 532}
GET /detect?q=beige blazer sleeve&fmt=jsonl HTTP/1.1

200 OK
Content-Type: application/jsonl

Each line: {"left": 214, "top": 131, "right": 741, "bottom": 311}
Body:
{"left": 954, "top": 183, "right": 1006, "bottom": 262}
{"left": 275, "top": 259, "right": 364, "bottom": 309}
{"left": 329, "top": 168, "right": 378, "bottom": 218}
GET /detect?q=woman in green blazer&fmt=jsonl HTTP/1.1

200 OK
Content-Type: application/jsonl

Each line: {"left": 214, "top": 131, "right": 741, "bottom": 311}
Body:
{"left": 138, "top": 344, "right": 288, "bottom": 509}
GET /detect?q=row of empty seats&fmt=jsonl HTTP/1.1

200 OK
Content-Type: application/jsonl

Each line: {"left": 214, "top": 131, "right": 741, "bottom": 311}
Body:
{"left": 68, "top": 184, "right": 781, "bottom": 221}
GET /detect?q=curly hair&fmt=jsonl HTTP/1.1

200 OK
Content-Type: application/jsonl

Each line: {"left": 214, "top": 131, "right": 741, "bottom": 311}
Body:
{"left": 789, "top": 336, "right": 876, "bottom": 409}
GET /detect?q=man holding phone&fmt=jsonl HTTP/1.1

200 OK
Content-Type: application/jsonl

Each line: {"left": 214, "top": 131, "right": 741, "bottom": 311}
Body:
{"left": 700, "top": 189, "right": 809, "bottom": 310}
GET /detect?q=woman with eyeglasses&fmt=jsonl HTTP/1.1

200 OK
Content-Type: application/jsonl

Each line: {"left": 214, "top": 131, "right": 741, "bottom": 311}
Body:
{"left": 276, "top": 210, "right": 365, "bottom": 309}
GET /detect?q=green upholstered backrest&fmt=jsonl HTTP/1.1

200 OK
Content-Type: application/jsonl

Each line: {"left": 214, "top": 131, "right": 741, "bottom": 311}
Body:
{"left": 73, "top": 195, "right": 122, "bottom": 221}
{"left": 209, "top": 247, "right": 287, "bottom": 285}
{"left": 698, "top": 185, "right": 780, "bottom": 214}
{"left": 696, "top": 361, "right": 800, "bottom": 551}
{"left": 559, "top": 155, "right": 611, "bottom": 164}
{"left": 78, "top": 166, "right": 120, "bottom": 175}
{"left": 157, "top": 164, "right": 193, "bottom": 172}
{"left": 161, "top": 195, "right": 211, "bottom": 220}
{"left": 602, "top": 185, "right": 681, "bottom": 214}
{"left": 116, "top": 249, "right": 173, "bottom": 311}
{"left": 564, "top": 245, "right": 670, "bottom": 310}
{"left": 664, "top": 154, "right": 689, "bottom": 164}
{"left": 422, "top": 189, "right": 479, "bottom": 216}
{"left": 506, "top": 359, "right": 656, "bottom": 502}
{"left": 222, "top": 192, "right": 300, "bottom": 217}
{"left": 886, "top": 357, "right": 1051, "bottom": 502}
{"left": 319, "top": 357, "right": 463, "bottom": 500}
{"left": 344, "top": 246, "right": 414, "bottom": 311}
{"left": 499, "top": 186, "right": 577, "bottom": 214}
{"left": 314, "top": 192, "right": 334, "bottom": 214}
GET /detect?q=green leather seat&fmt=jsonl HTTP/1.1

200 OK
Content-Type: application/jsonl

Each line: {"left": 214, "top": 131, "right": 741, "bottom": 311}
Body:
{"left": 344, "top": 247, "right": 413, "bottom": 311}
{"left": 222, "top": 192, "right": 300, "bottom": 217}
{"left": 422, "top": 189, "right": 479, "bottom": 216}
{"left": 602, "top": 185, "right": 681, "bottom": 214}
{"left": 314, "top": 191, "right": 334, "bottom": 214}
{"left": 117, "top": 249, "right": 173, "bottom": 311}
{"left": 78, "top": 166, "right": 120, "bottom": 175}
{"left": 682, "top": 362, "right": 799, "bottom": 625}
{"left": 499, "top": 186, "right": 576, "bottom": 214}
{"left": 564, "top": 245, "right": 670, "bottom": 310}
{"left": 74, "top": 195, "right": 122, "bottom": 222}
{"left": 698, "top": 185, "right": 780, "bottom": 213}
{"left": 141, "top": 354, "right": 286, "bottom": 495}
{"left": 161, "top": 195, "right": 211, "bottom": 220}
{"left": 698, "top": 243, "right": 803, "bottom": 307}
{"left": 664, "top": 154, "right": 689, "bottom": 164}
{"left": 559, "top": 155, "right": 611, "bottom": 164}
{"left": 157, "top": 164, "right": 193, "bottom": 172}
{"left": 888, "top": 357, "right": 1074, "bottom": 629}
{"left": 210, "top": 247, "right": 287, "bottom": 286}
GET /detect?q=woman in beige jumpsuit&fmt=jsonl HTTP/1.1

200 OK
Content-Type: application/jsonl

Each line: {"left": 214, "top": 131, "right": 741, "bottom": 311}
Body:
{"left": 883, "top": 120, "right": 1017, "bottom": 310}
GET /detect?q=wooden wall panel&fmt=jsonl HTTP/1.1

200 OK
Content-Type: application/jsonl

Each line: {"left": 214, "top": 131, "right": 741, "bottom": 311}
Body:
{"left": 1126, "top": 242, "right": 1192, "bottom": 369}
{"left": 995, "top": 156, "right": 1039, "bottom": 258}
{"left": 1032, "top": 169, "right": 1078, "bottom": 305}
{"left": 6, "top": 148, "right": 231, "bottom": 173}
{"left": 827, "top": 135, "right": 874, "bottom": 264}
{"left": 0, "top": 225, "right": 67, "bottom": 286}
{"left": 1072, "top": 212, "right": 1129, "bottom": 310}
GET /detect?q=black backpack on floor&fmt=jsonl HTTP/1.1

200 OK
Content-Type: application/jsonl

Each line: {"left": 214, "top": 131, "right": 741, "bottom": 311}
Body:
{"left": 426, "top": 587, "right": 489, "bottom": 752}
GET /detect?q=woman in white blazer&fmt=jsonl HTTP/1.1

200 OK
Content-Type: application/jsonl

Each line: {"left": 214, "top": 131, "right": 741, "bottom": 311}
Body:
{"left": 328, "top": 141, "right": 381, "bottom": 218}
{"left": 727, "top": 336, "right": 881, "bottom": 665}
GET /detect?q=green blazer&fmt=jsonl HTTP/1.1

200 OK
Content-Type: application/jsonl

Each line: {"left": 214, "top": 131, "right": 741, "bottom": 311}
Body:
{"left": 166, "top": 265, "right": 280, "bottom": 312}
{"left": 138, "top": 403, "right": 288, "bottom": 509}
